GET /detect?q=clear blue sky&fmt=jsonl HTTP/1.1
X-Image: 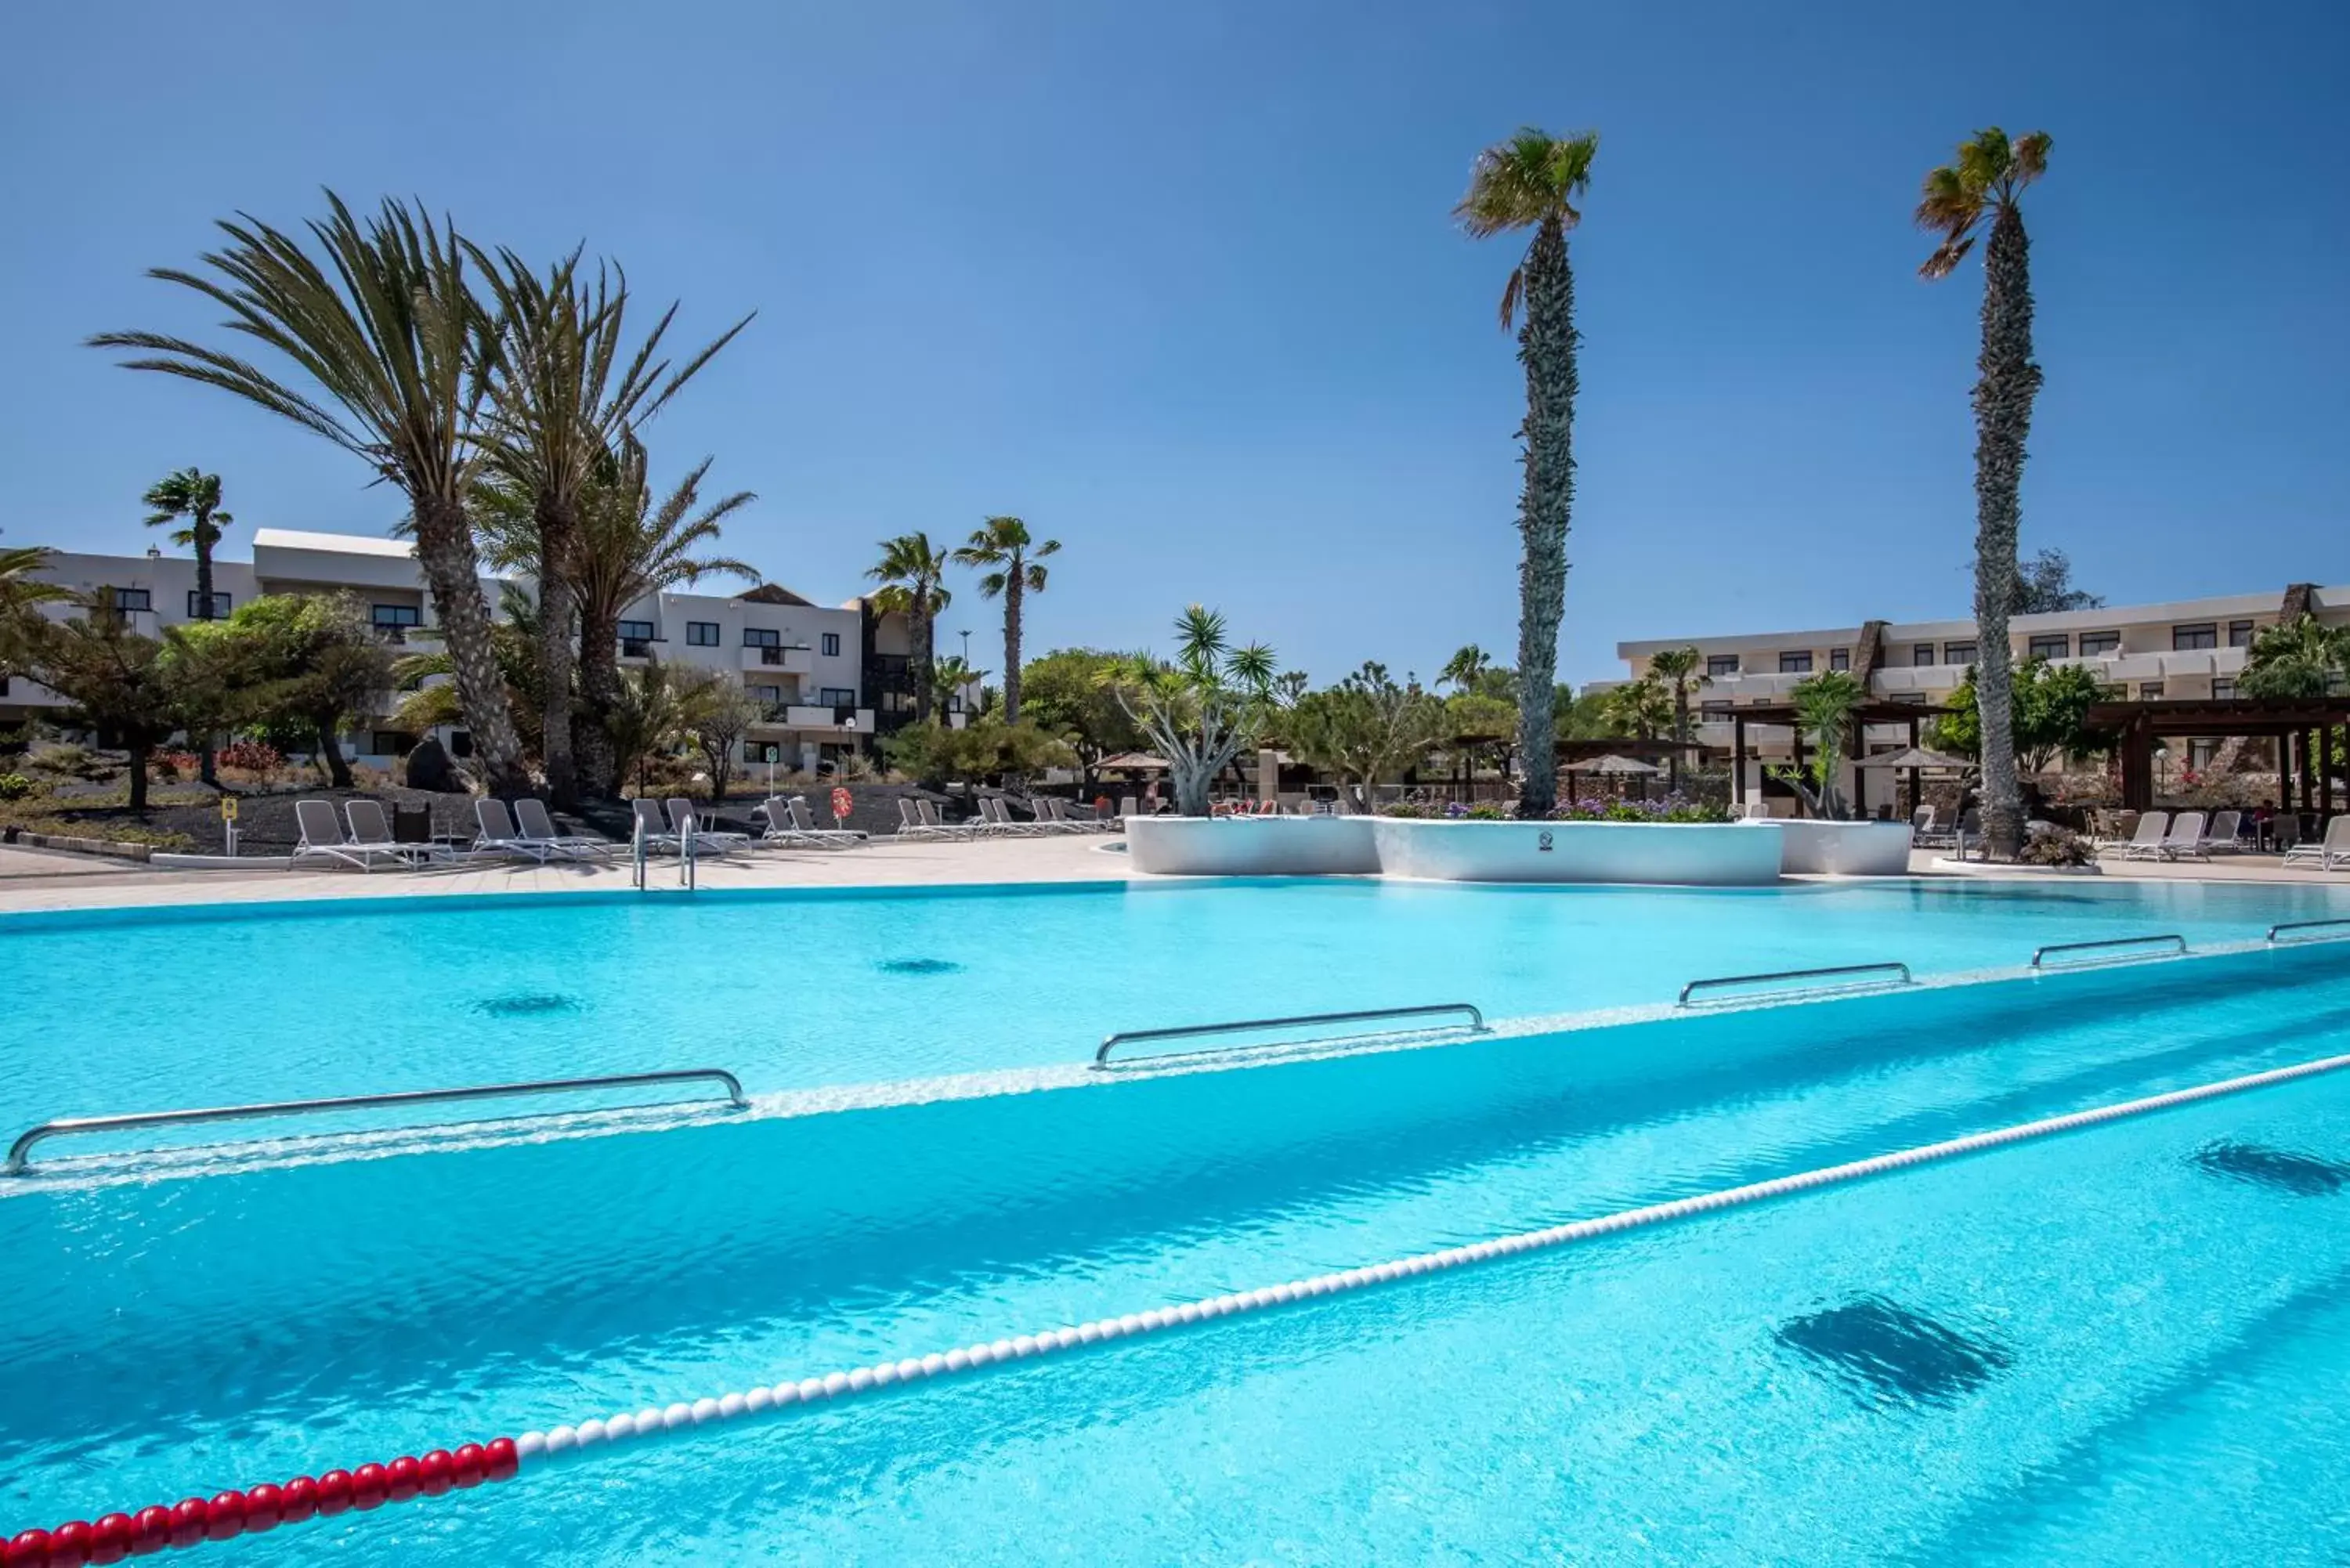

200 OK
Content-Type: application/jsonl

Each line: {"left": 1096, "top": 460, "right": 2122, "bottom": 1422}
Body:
{"left": 4, "top": 1, "right": 2344, "bottom": 686}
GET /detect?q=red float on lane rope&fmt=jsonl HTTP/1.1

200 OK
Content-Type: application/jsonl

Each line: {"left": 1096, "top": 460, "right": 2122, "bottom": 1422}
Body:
{"left": 3, "top": 1437, "right": 519, "bottom": 1561}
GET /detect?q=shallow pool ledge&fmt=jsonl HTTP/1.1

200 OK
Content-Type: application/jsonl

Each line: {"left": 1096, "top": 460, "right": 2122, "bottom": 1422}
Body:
{"left": 1126, "top": 815, "right": 1787, "bottom": 885}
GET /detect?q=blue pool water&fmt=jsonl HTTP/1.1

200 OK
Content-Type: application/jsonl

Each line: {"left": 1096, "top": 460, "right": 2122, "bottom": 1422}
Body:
{"left": 4, "top": 876, "right": 2347, "bottom": 1125}
{"left": 4, "top": 922, "right": 2350, "bottom": 1562}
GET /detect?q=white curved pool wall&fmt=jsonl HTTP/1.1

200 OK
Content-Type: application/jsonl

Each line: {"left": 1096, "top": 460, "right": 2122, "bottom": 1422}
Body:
{"left": 1372, "top": 818, "right": 1786, "bottom": 885}
{"left": 1126, "top": 816, "right": 1381, "bottom": 876}
{"left": 1766, "top": 821, "right": 1915, "bottom": 876}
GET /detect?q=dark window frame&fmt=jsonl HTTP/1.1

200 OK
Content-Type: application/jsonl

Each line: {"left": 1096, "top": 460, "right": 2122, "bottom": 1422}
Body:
{"left": 1913, "top": 645, "right": 1936, "bottom": 667}
{"left": 1778, "top": 651, "right": 1813, "bottom": 674}
{"left": 110, "top": 587, "right": 154, "bottom": 612}
{"left": 743, "top": 627, "right": 782, "bottom": 649}
{"left": 2227, "top": 620, "right": 2257, "bottom": 649}
{"left": 2077, "top": 630, "right": 2120, "bottom": 656}
{"left": 1828, "top": 648, "right": 1850, "bottom": 672}
{"left": 820, "top": 632, "right": 842, "bottom": 657}
{"left": 685, "top": 621, "right": 721, "bottom": 647}
{"left": 1943, "top": 641, "right": 1979, "bottom": 666}
{"left": 1705, "top": 655, "right": 1740, "bottom": 677}
{"left": 2026, "top": 634, "right": 2070, "bottom": 660}
{"left": 371, "top": 603, "right": 421, "bottom": 628}
{"left": 186, "top": 590, "right": 232, "bottom": 618}
{"left": 2171, "top": 623, "right": 2218, "bottom": 651}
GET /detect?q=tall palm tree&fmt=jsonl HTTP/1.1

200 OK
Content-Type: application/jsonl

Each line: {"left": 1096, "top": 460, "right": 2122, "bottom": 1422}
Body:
{"left": 139, "top": 468, "right": 234, "bottom": 783}
{"left": 1439, "top": 644, "right": 1492, "bottom": 692}
{"left": 471, "top": 247, "right": 751, "bottom": 804}
{"left": 1918, "top": 128, "right": 2052, "bottom": 860}
{"left": 89, "top": 193, "right": 531, "bottom": 793}
{"left": 1457, "top": 128, "right": 1598, "bottom": 817}
{"left": 866, "top": 533, "right": 956, "bottom": 724}
{"left": 1643, "top": 646, "right": 1708, "bottom": 789}
{"left": 571, "top": 439, "right": 757, "bottom": 796}
{"left": 953, "top": 516, "right": 1059, "bottom": 724}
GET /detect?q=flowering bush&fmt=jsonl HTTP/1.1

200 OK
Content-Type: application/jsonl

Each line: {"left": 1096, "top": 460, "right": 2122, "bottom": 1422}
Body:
{"left": 1467, "top": 803, "right": 1508, "bottom": 820}
{"left": 1552, "top": 793, "right": 1730, "bottom": 825}
{"left": 216, "top": 739, "right": 284, "bottom": 775}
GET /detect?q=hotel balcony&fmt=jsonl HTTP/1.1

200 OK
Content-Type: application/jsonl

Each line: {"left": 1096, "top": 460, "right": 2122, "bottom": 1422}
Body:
{"left": 745, "top": 645, "right": 815, "bottom": 674}
{"left": 774, "top": 704, "right": 874, "bottom": 734}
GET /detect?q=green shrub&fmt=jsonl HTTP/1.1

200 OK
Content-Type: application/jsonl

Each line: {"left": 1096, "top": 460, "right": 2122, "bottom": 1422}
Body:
{"left": 0, "top": 773, "right": 34, "bottom": 801}
{"left": 25, "top": 742, "right": 113, "bottom": 781}
{"left": 1466, "top": 803, "right": 1508, "bottom": 820}
{"left": 2018, "top": 828, "right": 2095, "bottom": 867}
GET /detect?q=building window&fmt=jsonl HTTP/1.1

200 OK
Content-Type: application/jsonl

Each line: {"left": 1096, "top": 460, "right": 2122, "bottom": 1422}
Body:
{"left": 743, "top": 627, "right": 780, "bottom": 648}
{"left": 2138, "top": 681, "right": 2165, "bottom": 700}
{"left": 372, "top": 604, "right": 421, "bottom": 628}
{"left": 1699, "top": 701, "right": 1733, "bottom": 719}
{"left": 1778, "top": 651, "right": 1813, "bottom": 674}
{"left": 186, "top": 591, "right": 232, "bottom": 618}
{"left": 1828, "top": 648, "right": 1850, "bottom": 671}
{"left": 1943, "top": 641, "right": 1978, "bottom": 666}
{"left": 820, "top": 687, "right": 855, "bottom": 706}
{"left": 748, "top": 685, "right": 783, "bottom": 709}
{"left": 686, "top": 622, "right": 720, "bottom": 647}
{"left": 618, "top": 620, "right": 656, "bottom": 642}
{"left": 370, "top": 730, "right": 416, "bottom": 757}
{"left": 821, "top": 632, "right": 841, "bottom": 657}
{"left": 1705, "top": 655, "right": 1740, "bottom": 677}
{"left": 2027, "top": 634, "right": 2069, "bottom": 660}
{"left": 2077, "top": 630, "right": 2120, "bottom": 656}
{"left": 110, "top": 587, "right": 154, "bottom": 612}
{"left": 1913, "top": 645, "right": 1936, "bottom": 667}
{"left": 2171, "top": 623, "right": 2218, "bottom": 651}
{"left": 2227, "top": 620, "right": 2256, "bottom": 649}
{"left": 2212, "top": 679, "right": 2236, "bottom": 701}
{"left": 744, "top": 740, "right": 782, "bottom": 764}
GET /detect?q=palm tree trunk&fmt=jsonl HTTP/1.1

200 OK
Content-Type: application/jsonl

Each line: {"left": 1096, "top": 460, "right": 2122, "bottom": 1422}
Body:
{"left": 1003, "top": 575, "right": 1024, "bottom": 724}
{"left": 194, "top": 532, "right": 219, "bottom": 787}
{"left": 1513, "top": 215, "right": 1578, "bottom": 817}
{"left": 1969, "top": 203, "right": 2041, "bottom": 860}
{"left": 574, "top": 603, "right": 620, "bottom": 797}
{"left": 411, "top": 493, "right": 530, "bottom": 794}
{"left": 912, "top": 592, "right": 935, "bottom": 724}
{"left": 534, "top": 497, "right": 578, "bottom": 807}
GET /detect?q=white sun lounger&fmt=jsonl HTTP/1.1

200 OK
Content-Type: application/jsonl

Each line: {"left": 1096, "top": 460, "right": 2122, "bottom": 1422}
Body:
{"left": 344, "top": 798, "right": 449, "bottom": 869}
{"left": 292, "top": 798, "right": 411, "bottom": 873}
{"left": 2283, "top": 814, "right": 2350, "bottom": 869}
{"left": 918, "top": 798, "right": 989, "bottom": 840}
{"left": 667, "top": 797, "right": 754, "bottom": 854}
{"left": 978, "top": 797, "right": 1044, "bottom": 836}
{"left": 472, "top": 798, "right": 565, "bottom": 863}
{"left": 512, "top": 797, "right": 614, "bottom": 858}
{"left": 2155, "top": 810, "right": 2209, "bottom": 862}
{"left": 786, "top": 794, "right": 866, "bottom": 847}
{"left": 2200, "top": 808, "right": 2243, "bottom": 855}
{"left": 2116, "top": 811, "right": 2171, "bottom": 860}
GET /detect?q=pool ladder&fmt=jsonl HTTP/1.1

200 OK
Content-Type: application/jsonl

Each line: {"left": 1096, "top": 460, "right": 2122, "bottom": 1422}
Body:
{"left": 4, "top": 1068, "right": 749, "bottom": 1176}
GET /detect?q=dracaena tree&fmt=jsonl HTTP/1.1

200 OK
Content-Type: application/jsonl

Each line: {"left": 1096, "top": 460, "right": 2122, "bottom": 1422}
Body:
{"left": 1456, "top": 127, "right": 1599, "bottom": 817}
{"left": 1917, "top": 127, "right": 2053, "bottom": 860}
{"left": 1107, "top": 605, "right": 1280, "bottom": 816}
{"left": 470, "top": 248, "right": 750, "bottom": 804}
{"left": 89, "top": 193, "right": 531, "bottom": 793}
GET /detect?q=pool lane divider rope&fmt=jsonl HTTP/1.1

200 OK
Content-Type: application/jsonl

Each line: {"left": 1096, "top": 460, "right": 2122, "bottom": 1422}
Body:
{"left": 16, "top": 1049, "right": 2350, "bottom": 1559}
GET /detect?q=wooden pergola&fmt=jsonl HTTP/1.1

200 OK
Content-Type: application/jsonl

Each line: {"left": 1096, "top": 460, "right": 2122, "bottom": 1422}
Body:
{"left": 1723, "top": 702, "right": 1940, "bottom": 816}
{"left": 2088, "top": 697, "right": 2350, "bottom": 815}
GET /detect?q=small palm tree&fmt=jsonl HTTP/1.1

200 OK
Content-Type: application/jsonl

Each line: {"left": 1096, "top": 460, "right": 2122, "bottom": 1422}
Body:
{"left": 2242, "top": 615, "right": 2350, "bottom": 699}
{"left": 0, "top": 547, "right": 70, "bottom": 678}
{"left": 1439, "top": 644, "right": 1491, "bottom": 692}
{"left": 1643, "top": 646, "right": 1709, "bottom": 789}
{"left": 1457, "top": 128, "right": 1599, "bottom": 817}
{"left": 471, "top": 248, "right": 750, "bottom": 804}
{"left": 1599, "top": 677, "right": 1671, "bottom": 741}
{"left": 866, "top": 533, "right": 956, "bottom": 724}
{"left": 140, "top": 468, "right": 233, "bottom": 620}
{"left": 570, "top": 439, "right": 757, "bottom": 796}
{"left": 953, "top": 516, "right": 1059, "bottom": 724}
{"left": 1918, "top": 128, "right": 2053, "bottom": 859}
{"left": 89, "top": 193, "right": 531, "bottom": 794}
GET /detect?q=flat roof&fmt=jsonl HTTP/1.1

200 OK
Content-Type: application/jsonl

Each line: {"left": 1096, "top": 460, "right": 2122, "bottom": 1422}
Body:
{"left": 249, "top": 527, "right": 417, "bottom": 560}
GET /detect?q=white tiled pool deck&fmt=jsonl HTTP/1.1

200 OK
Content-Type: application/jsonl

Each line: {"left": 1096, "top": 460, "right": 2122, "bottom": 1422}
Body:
{"left": 1, "top": 835, "right": 2345, "bottom": 917}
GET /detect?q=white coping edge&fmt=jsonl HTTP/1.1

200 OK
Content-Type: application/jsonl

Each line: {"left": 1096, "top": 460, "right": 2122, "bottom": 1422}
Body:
{"left": 512, "top": 1044, "right": 2350, "bottom": 1472}
{"left": 150, "top": 853, "right": 298, "bottom": 871}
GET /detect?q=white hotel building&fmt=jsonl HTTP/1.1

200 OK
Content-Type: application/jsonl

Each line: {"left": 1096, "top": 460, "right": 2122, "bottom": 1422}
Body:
{"left": 1, "top": 529, "right": 958, "bottom": 771}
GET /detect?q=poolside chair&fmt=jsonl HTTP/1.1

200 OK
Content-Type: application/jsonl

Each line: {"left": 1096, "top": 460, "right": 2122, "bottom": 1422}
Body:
{"left": 291, "top": 798, "right": 410, "bottom": 873}
{"left": 894, "top": 798, "right": 948, "bottom": 838}
{"left": 512, "top": 797, "right": 614, "bottom": 859}
{"left": 772, "top": 795, "right": 867, "bottom": 848}
{"left": 667, "top": 797, "right": 754, "bottom": 854}
{"left": 2283, "top": 814, "right": 2350, "bottom": 870}
{"left": 917, "top": 798, "right": 989, "bottom": 840}
{"left": 2156, "top": 811, "right": 2209, "bottom": 862}
{"left": 629, "top": 797, "right": 682, "bottom": 854}
{"left": 1909, "top": 805, "right": 1955, "bottom": 851}
{"left": 2116, "top": 811, "right": 2171, "bottom": 861}
{"left": 976, "top": 797, "right": 1035, "bottom": 836}
{"left": 2200, "top": 809, "right": 2243, "bottom": 856}
{"left": 1043, "top": 797, "right": 1110, "bottom": 833}
{"left": 344, "top": 798, "right": 448, "bottom": 869}
{"left": 472, "top": 798, "right": 562, "bottom": 864}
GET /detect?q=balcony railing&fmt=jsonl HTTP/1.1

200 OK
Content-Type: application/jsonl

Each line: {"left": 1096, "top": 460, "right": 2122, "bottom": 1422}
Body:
{"left": 745, "top": 644, "right": 814, "bottom": 674}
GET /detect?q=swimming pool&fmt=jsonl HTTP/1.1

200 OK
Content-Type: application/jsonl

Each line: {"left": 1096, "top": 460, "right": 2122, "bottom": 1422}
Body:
{"left": 4, "top": 926, "right": 2349, "bottom": 1562}
{"left": 5, "top": 875, "right": 2347, "bottom": 1126}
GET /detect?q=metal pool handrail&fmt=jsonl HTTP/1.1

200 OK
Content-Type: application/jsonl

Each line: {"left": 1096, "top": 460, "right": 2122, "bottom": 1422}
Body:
{"left": 1676, "top": 962, "right": 1913, "bottom": 1008}
{"left": 1095, "top": 1003, "right": 1486, "bottom": 1068}
{"left": 2030, "top": 934, "right": 2188, "bottom": 969}
{"left": 5, "top": 1068, "right": 750, "bottom": 1176}
{"left": 2268, "top": 918, "right": 2350, "bottom": 945}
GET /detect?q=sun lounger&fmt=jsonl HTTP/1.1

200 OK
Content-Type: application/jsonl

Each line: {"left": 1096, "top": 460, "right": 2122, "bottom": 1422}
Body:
{"left": 344, "top": 798, "right": 449, "bottom": 869}
{"left": 760, "top": 795, "right": 866, "bottom": 848}
{"left": 667, "top": 797, "right": 754, "bottom": 854}
{"left": 2200, "top": 809, "right": 2243, "bottom": 855}
{"left": 919, "top": 798, "right": 989, "bottom": 839}
{"left": 472, "top": 797, "right": 584, "bottom": 863}
{"left": 628, "top": 797, "right": 682, "bottom": 854}
{"left": 980, "top": 797, "right": 1050, "bottom": 836}
{"left": 2116, "top": 811, "right": 2171, "bottom": 860}
{"left": 2155, "top": 810, "right": 2209, "bottom": 862}
{"left": 2283, "top": 814, "right": 2350, "bottom": 869}
{"left": 512, "top": 797, "right": 614, "bottom": 858}
{"left": 1041, "top": 797, "right": 1110, "bottom": 833}
{"left": 292, "top": 798, "right": 411, "bottom": 873}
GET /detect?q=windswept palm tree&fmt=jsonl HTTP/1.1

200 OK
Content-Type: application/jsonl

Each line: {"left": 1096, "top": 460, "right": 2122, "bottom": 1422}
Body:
{"left": 471, "top": 247, "right": 751, "bottom": 804}
{"left": 954, "top": 516, "right": 1058, "bottom": 724}
{"left": 1918, "top": 128, "right": 2052, "bottom": 860}
{"left": 1643, "top": 646, "right": 1708, "bottom": 789}
{"left": 866, "top": 533, "right": 956, "bottom": 724}
{"left": 1438, "top": 644, "right": 1492, "bottom": 692}
{"left": 569, "top": 439, "right": 758, "bottom": 796}
{"left": 88, "top": 193, "right": 531, "bottom": 793}
{"left": 1457, "top": 128, "right": 1599, "bottom": 816}
{"left": 141, "top": 468, "right": 233, "bottom": 620}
